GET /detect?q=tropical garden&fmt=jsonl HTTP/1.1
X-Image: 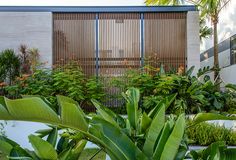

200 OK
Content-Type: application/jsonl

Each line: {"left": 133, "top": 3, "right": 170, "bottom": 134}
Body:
{"left": 1, "top": 0, "right": 236, "bottom": 160}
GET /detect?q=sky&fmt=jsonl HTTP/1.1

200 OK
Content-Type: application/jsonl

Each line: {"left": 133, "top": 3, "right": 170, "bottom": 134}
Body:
{"left": 0, "top": 0, "right": 235, "bottom": 52}
{"left": 0, "top": 0, "right": 144, "bottom": 6}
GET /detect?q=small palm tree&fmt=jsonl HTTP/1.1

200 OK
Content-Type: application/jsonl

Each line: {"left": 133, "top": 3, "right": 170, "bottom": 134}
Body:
{"left": 198, "top": 0, "right": 231, "bottom": 86}
{"left": 199, "top": 17, "right": 213, "bottom": 42}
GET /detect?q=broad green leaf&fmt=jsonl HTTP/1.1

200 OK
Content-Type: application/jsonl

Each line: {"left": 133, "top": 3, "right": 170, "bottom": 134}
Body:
{"left": 35, "top": 128, "right": 53, "bottom": 138}
{"left": 192, "top": 113, "right": 236, "bottom": 126}
{"left": 225, "top": 84, "right": 236, "bottom": 92}
{"left": 185, "top": 66, "right": 195, "bottom": 76}
{"left": 202, "top": 141, "right": 225, "bottom": 160}
{"left": 57, "top": 95, "right": 88, "bottom": 131}
{"left": 223, "top": 148, "right": 236, "bottom": 160}
{"left": 122, "top": 88, "right": 140, "bottom": 130}
{"left": 153, "top": 121, "right": 174, "bottom": 159}
{"left": 28, "top": 135, "right": 57, "bottom": 160}
{"left": 9, "top": 146, "right": 33, "bottom": 159}
{"left": 0, "top": 139, "right": 13, "bottom": 156}
{"left": 160, "top": 114, "right": 185, "bottom": 160}
{"left": 0, "top": 136, "right": 19, "bottom": 147}
{"left": 21, "top": 95, "right": 52, "bottom": 107}
{"left": 0, "top": 96, "right": 7, "bottom": 107}
{"left": 140, "top": 112, "right": 152, "bottom": 133}
{"left": 0, "top": 96, "right": 11, "bottom": 119}
{"left": 143, "top": 105, "right": 165, "bottom": 157}
{"left": 57, "top": 137, "right": 69, "bottom": 153}
{"left": 0, "top": 104, "right": 11, "bottom": 119}
{"left": 46, "top": 127, "right": 58, "bottom": 147}
{"left": 148, "top": 94, "right": 177, "bottom": 118}
{"left": 91, "top": 99, "right": 118, "bottom": 127}
{"left": 4, "top": 97, "right": 60, "bottom": 123}
{"left": 68, "top": 140, "right": 87, "bottom": 159}
{"left": 58, "top": 148, "right": 72, "bottom": 160}
{"left": 90, "top": 116, "right": 148, "bottom": 160}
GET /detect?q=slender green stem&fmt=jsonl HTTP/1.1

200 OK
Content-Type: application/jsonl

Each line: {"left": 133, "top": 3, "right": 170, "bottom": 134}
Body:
{"left": 89, "top": 148, "right": 103, "bottom": 160}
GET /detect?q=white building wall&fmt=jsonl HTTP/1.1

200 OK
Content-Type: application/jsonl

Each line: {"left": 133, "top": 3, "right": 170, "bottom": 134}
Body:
{"left": 187, "top": 11, "right": 200, "bottom": 76}
{"left": 201, "top": 49, "right": 231, "bottom": 69}
{"left": 0, "top": 12, "right": 53, "bottom": 67}
{"left": 200, "top": 49, "right": 234, "bottom": 85}
{"left": 220, "top": 65, "right": 236, "bottom": 85}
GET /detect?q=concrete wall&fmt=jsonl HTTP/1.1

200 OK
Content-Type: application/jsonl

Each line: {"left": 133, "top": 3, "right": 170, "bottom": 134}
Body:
{"left": 186, "top": 11, "right": 200, "bottom": 76}
{"left": 0, "top": 12, "right": 52, "bottom": 67}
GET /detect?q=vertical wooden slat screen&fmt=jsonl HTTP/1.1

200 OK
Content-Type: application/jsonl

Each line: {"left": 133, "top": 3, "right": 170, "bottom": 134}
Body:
{"left": 53, "top": 13, "right": 96, "bottom": 76}
{"left": 53, "top": 12, "right": 187, "bottom": 108}
{"left": 144, "top": 13, "right": 186, "bottom": 72}
{"left": 99, "top": 13, "right": 141, "bottom": 106}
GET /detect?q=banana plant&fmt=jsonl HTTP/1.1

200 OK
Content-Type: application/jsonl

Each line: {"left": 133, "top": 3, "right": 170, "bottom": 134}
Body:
{"left": 188, "top": 141, "right": 236, "bottom": 160}
{"left": 0, "top": 127, "right": 87, "bottom": 160}
{"left": 0, "top": 88, "right": 236, "bottom": 160}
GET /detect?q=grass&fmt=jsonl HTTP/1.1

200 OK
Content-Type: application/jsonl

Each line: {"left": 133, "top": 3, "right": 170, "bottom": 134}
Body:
{"left": 186, "top": 120, "right": 236, "bottom": 146}
{"left": 78, "top": 148, "right": 106, "bottom": 160}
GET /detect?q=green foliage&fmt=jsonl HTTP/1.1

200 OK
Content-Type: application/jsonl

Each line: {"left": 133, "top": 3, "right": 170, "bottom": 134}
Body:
{"left": 0, "top": 128, "right": 87, "bottom": 160}
{"left": 53, "top": 64, "right": 85, "bottom": 102}
{"left": 78, "top": 148, "right": 106, "bottom": 160}
{"left": 186, "top": 120, "right": 236, "bottom": 146}
{"left": 0, "top": 88, "right": 188, "bottom": 160}
{"left": 4, "top": 62, "right": 105, "bottom": 108}
{"left": 112, "top": 66, "right": 232, "bottom": 114}
{"left": 1, "top": 88, "right": 236, "bottom": 159}
{"left": 0, "top": 49, "right": 20, "bottom": 84}
{"left": 188, "top": 141, "right": 236, "bottom": 160}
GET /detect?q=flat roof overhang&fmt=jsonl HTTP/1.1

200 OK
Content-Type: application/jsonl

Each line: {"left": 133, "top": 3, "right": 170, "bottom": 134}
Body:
{"left": 0, "top": 6, "right": 197, "bottom": 13}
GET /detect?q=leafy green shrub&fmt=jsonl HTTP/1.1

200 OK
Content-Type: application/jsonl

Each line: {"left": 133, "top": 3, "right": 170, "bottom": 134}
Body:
{"left": 111, "top": 66, "right": 233, "bottom": 114}
{"left": 4, "top": 62, "right": 105, "bottom": 109}
{"left": 53, "top": 64, "right": 85, "bottom": 102}
{"left": 1, "top": 88, "right": 236, "bottom": 159}
{"left": 186, "top": 120, "right": 236, "bottom": 146}
{"left": 0, "top": 49, "right": 20, "bottom": 84}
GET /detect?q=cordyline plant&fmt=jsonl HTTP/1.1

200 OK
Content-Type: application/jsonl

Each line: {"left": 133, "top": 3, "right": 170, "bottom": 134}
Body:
{"left": 0, "top": 88, "right": 236, "bottom": 159}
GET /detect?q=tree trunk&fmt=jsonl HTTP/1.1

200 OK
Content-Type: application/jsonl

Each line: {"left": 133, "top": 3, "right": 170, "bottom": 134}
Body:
{"left": 213, "top": 21, "right": 220, "bottom": 89}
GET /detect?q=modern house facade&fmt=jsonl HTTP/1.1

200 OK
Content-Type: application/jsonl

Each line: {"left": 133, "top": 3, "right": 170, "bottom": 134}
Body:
{"left": 0, "top": 6, "right": 200, "bottom": 76}
{"left": 201, "top": 34, "right": 236, "bottom": 84}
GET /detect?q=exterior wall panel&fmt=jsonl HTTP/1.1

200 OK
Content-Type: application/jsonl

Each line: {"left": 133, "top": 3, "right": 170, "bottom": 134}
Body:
{"left": 187, "top": 11, "right": 200, "bottom": 75}
{"left": 144, "top": 13, "right": 187, "bottom": 72}
{"left": 0, "top": 12, "right": 52, "bottom": 67}
{"left": 53, "top": 13, "right": 96, "bottom": 76}
{"left": 98, "top": 13, "right": 141, "bottom": 76}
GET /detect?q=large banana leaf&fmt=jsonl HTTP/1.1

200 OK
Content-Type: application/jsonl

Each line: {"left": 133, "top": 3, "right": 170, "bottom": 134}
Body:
{"left": 3, "top": 97, "right": 60, "bottom": 123}
{"left": 57, "top": 95, "right": 88, "bottom": 131}
{"left": 122, "top": 88, "right": 140, "bottom": 130}
{"left": 29, "top": 134, "right": 58, "bottom": 160}
{"left": 160, "top": 114, "right": 185, "bottom": 160}
{"left": 152, "top": 120, "right": 174, "bottom": 160}
{"left": 143, "top": 104, "right": 165, "bottom": 157}
{"left": 0, "top": 96, "right": 88, "bottom": 133}
{"left": 46, "top": 127, "right": 58, "bottom": 147}
{"left": 91, "top": 99, "right": 119, "bottom": 128}
{"left": 192, "top": 113, "right": 236, "bottom": 126}
{"left": 189, "top": 141, "right": 236, "bottom": 160}
{"left": 0, "top": 139, "right": 13, "bottom": 159}
{"left": 89, "top": 116, "right": 148, "bottom": 160}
